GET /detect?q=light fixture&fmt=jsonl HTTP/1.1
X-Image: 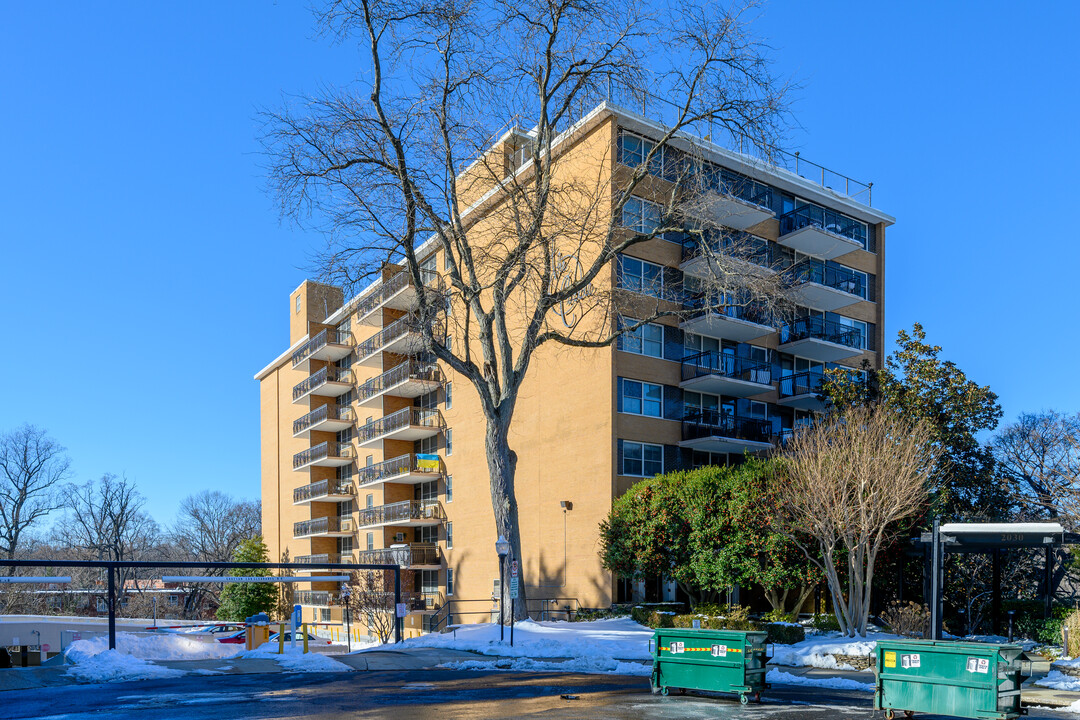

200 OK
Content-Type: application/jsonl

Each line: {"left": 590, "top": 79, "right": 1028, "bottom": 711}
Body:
{"left": 560, "top": 500, "right": 573, "bottom": 511}
{"left": 495, "top": 535, "right": 510, "bottom": 558}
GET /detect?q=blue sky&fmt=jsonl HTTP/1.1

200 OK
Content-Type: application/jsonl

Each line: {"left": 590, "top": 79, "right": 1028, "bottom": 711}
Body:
{"left": 1, "top": 1, "right": 1077, "bottom": 526}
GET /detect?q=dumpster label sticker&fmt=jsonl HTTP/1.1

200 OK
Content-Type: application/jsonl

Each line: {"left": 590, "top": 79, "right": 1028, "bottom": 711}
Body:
{"left": 884, "top": 651, "right": 896, "bottom": 668}
{"left": 669, "top": 641, "right": 685, "bottom": 654}
{"left": 711, "top": 644, "right": 727, "bottom": 657}
{"left": 966, "top": 657, "right": 990, "bottom": 673}
{"left": 901, "top": 654, "right": 921, "bottom": 669}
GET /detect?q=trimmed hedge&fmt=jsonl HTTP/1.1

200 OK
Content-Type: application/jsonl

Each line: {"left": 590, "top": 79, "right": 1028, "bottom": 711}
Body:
{"left": 630, "top": 603, "right": 806, "bottom": 644}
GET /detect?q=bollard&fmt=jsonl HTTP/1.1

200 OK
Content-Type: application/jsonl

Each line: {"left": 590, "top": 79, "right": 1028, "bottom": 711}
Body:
{"left": 303, "top": 623, "right": 309, "bottom": 654}
{"left": 278, "top": 623, "right": 285, "bottom": 654}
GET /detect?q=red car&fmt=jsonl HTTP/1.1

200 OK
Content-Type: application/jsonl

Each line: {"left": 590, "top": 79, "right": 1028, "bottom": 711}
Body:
{"left": 216, "top": 629, "right": 247, "bottom": 644}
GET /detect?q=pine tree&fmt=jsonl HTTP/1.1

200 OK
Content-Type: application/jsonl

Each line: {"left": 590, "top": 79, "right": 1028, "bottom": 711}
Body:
{"left": 216, "top": 536, "right": 276, "bottom": 621}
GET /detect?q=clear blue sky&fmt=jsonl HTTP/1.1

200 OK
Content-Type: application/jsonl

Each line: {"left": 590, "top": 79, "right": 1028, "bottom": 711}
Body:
{"left": 2, "top": 1, "right": 1077, "bottom": 526}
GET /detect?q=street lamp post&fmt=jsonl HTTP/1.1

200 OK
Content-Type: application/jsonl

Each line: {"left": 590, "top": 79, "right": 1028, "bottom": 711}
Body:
{"left": 495, "top": 535, "right": 510, "bottom": 643}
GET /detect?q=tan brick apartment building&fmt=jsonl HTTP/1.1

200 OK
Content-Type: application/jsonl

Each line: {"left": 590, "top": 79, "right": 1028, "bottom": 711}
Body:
{"left": 256, "top": 102, "right": 894, "bottom": 637}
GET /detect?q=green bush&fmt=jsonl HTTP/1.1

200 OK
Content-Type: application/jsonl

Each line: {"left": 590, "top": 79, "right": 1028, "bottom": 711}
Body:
{"left": 631, "top": 605, "right": 679, "bottom": 628}
{"left": 810, "top": 614, "right": 841, "bottom": 632}
{"left": 762, "top": 609, "right": 797, "bottom": 624}
{"left": 1001, "top": 600, "right": 1073, "bottom": 644}
{"left": 573, "top": 607, "right": 632, "bottom": 622}
{"left": 763, "top": 622, "right": 805, "bottom": 645}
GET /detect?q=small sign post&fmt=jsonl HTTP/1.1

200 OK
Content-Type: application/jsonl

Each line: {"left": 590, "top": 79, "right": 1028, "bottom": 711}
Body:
{"left": 291, "top": 604, "right": 301, "bottom": 650}
{"left": 396, "top": 603, "right": 408, "bottom": 618}
{"left": 340, "top": 582, "right": 352, "bottom": 652}
{"left": 509, "top": 561, "right": 519, "bottom": 647}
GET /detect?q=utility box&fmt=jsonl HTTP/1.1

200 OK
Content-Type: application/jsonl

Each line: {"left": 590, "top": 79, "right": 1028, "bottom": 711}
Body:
{"left": 245, "top": 612, "right": 271, "bottom": 651}
{"left": 874, "top": 639, "right": 1031, "bottom": 720}
{"left": 649, "top": 628, "right": 770, "bottom": 704}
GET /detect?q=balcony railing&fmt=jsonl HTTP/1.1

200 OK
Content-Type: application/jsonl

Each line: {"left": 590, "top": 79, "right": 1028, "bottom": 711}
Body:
{"left": 357, "top": 453, "right": 442, "bottom": 487}
{"left": 291, "top": 329, "right": 352, "bottom": 369}
{"left": 294, "top": 553, "right": 341, "bottom": 565}
{"left": 293, "top": 404, "right": 354, "bottom": 436}
{"left": 780, "top": 316, "right": 863, "bottom": 349}
{"left": 356, "top": 360, "right": 442, "bottom": 404}
{"left": 357, "top": 407, "right": 444, "bottom": 445}
{"left": 292, "top": 366, "right": 352, "bottom": 401}
{"left": 293, "top": 479, "right": 355, "bottom": 504}
{"left": 357, "top": 500, "right": 444, "bottom": 529}
{"left": 697, "top": 165, "right": 773, "bottom": 210}
{"left": 782, "top": 259, "right": 866, "bottom": 299}
{"left": 681, "top": 351, "right": 772, "bottom": 385}
{"left": 681, "top": 231, "right": 778, "bottom": 271}
{"left": 779, "top": 204, "right": 867, "bottom": 249}
{"left": 296, "top": 590, "right": 331, "bottom": 606}
{"left": 683, "top": 294, "right": 774, "bottom": 327}
{"left": 292, "top": 441, "right": 355, "bottom": 470}
{"left": 778, "top": 371, "right": 824, "bottom": 399}
{"left": 356, "top": 542, "right": 441, "bottom": 568}
{"left": 682, "top": 409, "right": 773, "bottom": 444}
{"left": 354, "top": 269, "right": 443, "bottom": 320}
{"left": 293, "top": 516, "right": 353, "bottom": 538}
{"left": 355, "top": 315, "right": 442, "bottom": 363}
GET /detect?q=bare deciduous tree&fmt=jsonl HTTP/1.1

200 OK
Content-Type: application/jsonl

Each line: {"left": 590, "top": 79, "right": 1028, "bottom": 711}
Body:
{"left": 348, "top": 569, "right": 410, "bottom": 643}
{"left": 262, "top": 0, "right": 791, "bottom": 618}
{"left": 992, "top": 411, "right": 1080, "bottom": 525}
{"left": 776, "top": 406, "right": 940, "bottom": 637}
{"left": 0, "top": 424, "right": 71, "bottom": 559}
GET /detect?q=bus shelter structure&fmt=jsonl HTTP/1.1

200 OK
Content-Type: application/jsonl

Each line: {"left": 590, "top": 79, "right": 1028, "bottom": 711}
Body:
{"left": 917, "top": 521, "right": 1075, "bottom": 640}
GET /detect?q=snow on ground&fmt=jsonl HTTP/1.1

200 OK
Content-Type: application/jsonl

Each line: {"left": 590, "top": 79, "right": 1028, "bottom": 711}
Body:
{"left": 766, "top": 669, "right": 874, "bottom": 692}
{"left": 439, "top": 656, "right": 651, "bottom": 676}
{"left": 241, "top": 643, "right": 352, "bottom": 673}
{"left": 384, "top": 618, "right": 653, "bottom": 661}
{"left": 66, "top": 650, "right": 187, "bottom": 684}
{"left": 65, "top": 631, "right": 243, "bottom": 663}
{"left": 1037, "top": 670, "right": 1080, "bottom": 692}
{"left": 770, "top": 632, "right": 896, "bottom": 669}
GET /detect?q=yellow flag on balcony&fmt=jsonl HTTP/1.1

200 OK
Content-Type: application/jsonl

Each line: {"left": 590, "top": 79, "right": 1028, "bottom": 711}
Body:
{"left": 416, "top": 454, "right": 440, "bottom": 470}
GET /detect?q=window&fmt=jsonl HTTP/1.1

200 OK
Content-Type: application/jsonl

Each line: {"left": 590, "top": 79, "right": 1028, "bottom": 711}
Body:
{"left": 747, "top": 400, "right": 767, "bottom": 419}
{"left": 620, "top": 319, "right": 664, "bottom": 359}
{"left": 366, "top": 454, "right": 373, "bottom": 467}
{"left": 837, "top": 316, "right": 868, "bottom": 349}
{"left": 416, "top": 480, "right": 438, "bottom": 503}
{"left": 683, "top": 390, "right": 719, "bottom": 414}
{"left": 366, "top": 532, "right": 374, "bottom": 551}
{"left": 684, "top": 333, "right": 720, "bottom": 355}
{"left": 444, "top": 251, "right": 452, "bottom": 271}
{"left": 295, "top": 295, "right": 301, "bottom": 314}
{"left": 338, "top": 499, "right": 354, "bottom": 519}
{"left": 446, "top": 522, "right": 453, "bottom": 549}
{"left": 622, "top": 441, "right": 663, "bottom": 477}
{"left": 617, "top": 255, "right": 664, "bottom": 299}
{"left": 416, "top": 390, "right": 438, "bottom": 410}
{"left": 445, "top": 382, "right": 452, "bottom": 410}
{"left": 320, "top": 608, "right": 331, "bottom": 622}
{"left": 417, "top": 525, "right": 438, "bottom": 543}
{"left": 621, "top": 196, "right": 662, "bottom": 234}
{"left": 446, "top": 567, "right": 455, "bottom": 596}
{"left": 168, "top": 595, "right": 179, "bottom": 606}
{"left": 96, "top": 598, "right": 108, "bottom": 613}
{"left": 618, "top": 132, "right": 655, "bottom": 166}
{"left": 418, "top": 434, "right": 439, "bottom": 455}
{"left": 366, "top": 493, "right": 374, "bottom": 509}
{"left": 445, "top": 428, "right": 453, "bottom": 455}
{"left": 445, "top": 475, "right": 453, "bottom": 503}
{"left": 338, "top": 535, "right": 354, "bottom": 554}
{"left": 620, "top": 379, "right": 663, "bottom": 418}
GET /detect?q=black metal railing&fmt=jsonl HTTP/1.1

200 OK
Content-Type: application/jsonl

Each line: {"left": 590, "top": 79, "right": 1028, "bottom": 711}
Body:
{"left": 293, "top": 404, "right": 354, "bottom": 436}
{"left": 357, "top": 454, "right": 442, "bottom": 487}
{"left": 292, "top": 366, "right": 352, "bottom": 401}
{"left": 779, "top": 316, "right": 863, "bottom": 349}
{"left": 293, "top": 516, "right": 350, "bottom": 538}
{"left": 778, "top": 204, "right": 867, "bottom": 249}
{"left": 356, "top": 543, "right": 440, "bottom": 568}
{"left": 291, "top": 329, "right": 352, "bottom": 368}
{"left": 357, "top": 500, "right": 444, "bottom": 528}
{"left": 681, "top": 351, "right": 772, "bottom": 385}
{"left": 695, "top": 164, "right": 773, "bottom": 210}
{"left": 682, "top": 294, "right": 774, "bottom": 327}
{"left": 682, "top": 409, "right": 773, "bottom": 444}
{"left": 354, "top": 269, "right": 443, "bottom": 320}
{"left": 782, "top": 259, "right": 866, "bottom": 298}
{"left": 356, "top": 360, "right": 442, "bottom": 404}
{"left": 293, "top": 441, "right": 354, "bottom": 469}
{"left": 296, "top": 590, "right": 331, "bottom": 606}
{"left": 777, "top": 371, "right": 824, "bottom": 399}
{"left": 355, "top": 315, "right": 444, "bottom": 362}
{"left": 681, "top": 230, "right": 778, "bottom": 271}
{"left": 357, "top": 407, "right": 444, "bottom": 444}
{"left": 293, "top": 479, "right": 355, "bottom": 504}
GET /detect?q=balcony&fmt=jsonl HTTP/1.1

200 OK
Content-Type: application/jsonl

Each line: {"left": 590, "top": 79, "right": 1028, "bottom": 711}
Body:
{"left": 294, "top": 553, "right": 341, "bottom": 566}
{"left": 357, "top": 360, "right": 443, "bottom": 409}
{"left": 357, "top": 407, "right": 444, "bottom": 449}
{"left": 680, "top": 409, "right": 775, "bottom": 454}
{"left": 404, "top": 591, "right": 445, "bottom": 614}
{"left": 293, "top": 441, "right": 355, "bottom": 471}
{"left": 680, "top": 351, "right": 772, "bottom": 398}
{"left": 782, "top": 259, "right": 865, "bottom": 312}
{"left": 778, "top": 204, "right": 867, "bottom": 259}
{"left": 356, "top": 542, "right": 441, "bottom": 569}
{"left": 683, "top": 172, "right": 775, "bottom": 231}
{"left": 293, "top": 479, "right": 355, "bottom": 505}
{"left": 293, "top": 404, "right": 354, "bottom": 438}
{"left": 355, "top": 270, "right": 444, "bottom": 325}
{"left": 293, "top": 516, "right": 354, "bottom": 539}
{"left": 777, "top": 372, "right": 826, "bottom": 410}
{"left": 355, "top": 315, "right": 437, "bottom": 367}
{"left": 292, "top": 366, "right": 353, "bottom": 404}
{"left": 291, "top": 329, "right": 353, "bottom": 372}
{"left": 779, "top": 316, "right": 864, "bottom": 362}
{"left": 357, "top": 500, "right": 445, "bottom": 529}
{"left": 357, "top": 453, "right": 443, "bottom": 488}
{"left": 679, "top": 231, "right": 778, "bottom": 280}
{"left": 680, "top": 295, "right": 774, "bottom": 342}
{"left": 296, "top": 590, "right": 332, "bottom": 606}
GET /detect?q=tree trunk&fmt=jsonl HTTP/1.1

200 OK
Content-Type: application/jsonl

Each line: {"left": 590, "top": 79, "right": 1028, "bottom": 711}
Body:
{"left": 485, "top": 413, "right": 528, "bottom": 621}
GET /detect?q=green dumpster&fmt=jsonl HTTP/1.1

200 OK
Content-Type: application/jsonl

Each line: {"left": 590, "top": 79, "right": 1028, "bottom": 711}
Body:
{"left": 649, "top": 628, "right": 770, "bottom": 704}
{"left": 874, "top": 639, "right": 1031, "bottom": 720}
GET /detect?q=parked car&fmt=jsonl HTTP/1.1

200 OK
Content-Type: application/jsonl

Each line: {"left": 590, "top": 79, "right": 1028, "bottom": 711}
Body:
{"left": 216, "top": 629, "right": 248, "bottom": 644}
{"left": 268, "top": 630, "right": 332, "bottom": 645}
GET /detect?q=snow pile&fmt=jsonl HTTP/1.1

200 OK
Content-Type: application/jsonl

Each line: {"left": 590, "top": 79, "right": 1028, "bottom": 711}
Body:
{"left": 1036, "top": 670, "right": 1080, "bottom": 692}
{"left": 241, "top": 644, "right": 352, "bottom": 673}
{"left": 440, "top": 656, "right": 650, "bottom": 676}
{"left": 66, "top": 650, "right": 186, "bottom": 684}
{"left": 771, "top": 632, "right": 896, "bottom": 668}
{"left": 766, "top": 669, "right": 874, "bottom": 692}
{"left": 386, "top": 617, "right": 653, "bottom": 660}
{"left": 66, "top": 631, "right": 243, "bottom": 663}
